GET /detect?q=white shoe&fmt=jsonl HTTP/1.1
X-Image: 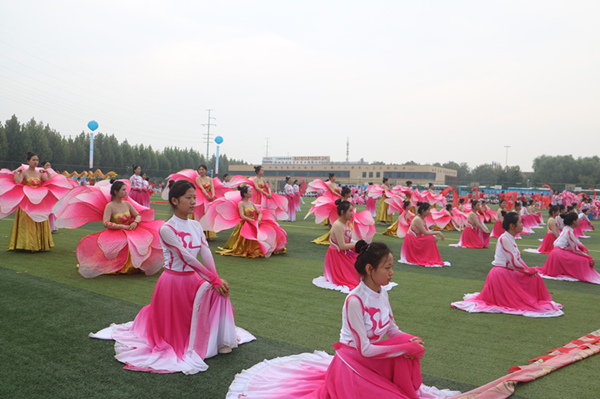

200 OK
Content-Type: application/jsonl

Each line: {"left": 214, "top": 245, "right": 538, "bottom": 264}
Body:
{"left": 218, "top": 346, "right": 232, "bottom": 354}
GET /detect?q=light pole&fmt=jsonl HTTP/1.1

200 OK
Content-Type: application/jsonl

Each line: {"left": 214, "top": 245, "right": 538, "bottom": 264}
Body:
{"left": 504, "top": 146, "right": 510, "bottom": 170}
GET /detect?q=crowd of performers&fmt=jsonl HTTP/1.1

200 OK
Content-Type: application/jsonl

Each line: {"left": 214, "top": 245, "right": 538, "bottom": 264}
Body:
{"left": 2, "top": 152, "right": 600, "bottom": 397}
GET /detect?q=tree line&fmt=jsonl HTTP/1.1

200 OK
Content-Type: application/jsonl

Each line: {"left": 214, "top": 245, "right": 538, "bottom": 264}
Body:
{"left": 0, "top": 115, "right": 247, "bottom": 180}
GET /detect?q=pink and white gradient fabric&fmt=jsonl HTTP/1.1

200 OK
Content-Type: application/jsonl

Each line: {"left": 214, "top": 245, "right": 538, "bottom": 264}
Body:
{"left": 523, "top": 231, "right": 557, "bottom": 254}
{"left": 535, "top": 226, "right": 600, "bottom": 284}
{"left": 52, "top": 179, "right": 164, "bottom": 277}
{"left": 451, "top": 223, "right": 490, "bottom": 249}
{"left": 0, "top": 168, "right": 74, "bottom": 221}
{"left": 129, "top": 174, "right": 145, "bottom": 205}
{"left": 400, "top": 226, "right": 451, "bottom": 267}
{"left": 201, "top": 191, "right": 287, "bottom": 257}
{"left": 425, "top": 208, "right": 459, "bottom": 230}
{"left": 451, "top": 232, "right": 564, "bottom": 317}
{"left": 90, "top": 216, "right": 255, "bottom": 374}
{"left": 161, "top": 169, "right": 234, "bottom": 220}
{"left": 227, "top": 281, "right": 459, "bottom": 399}
{"left": 421, "top": 191, "right": 447, "bottom": 208}
{"left": 313, "top": 224, "right": 395, "bottom": 294}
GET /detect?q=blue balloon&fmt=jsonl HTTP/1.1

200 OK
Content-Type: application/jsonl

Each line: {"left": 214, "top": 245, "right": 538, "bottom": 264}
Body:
{"left": 214, "top": 136, "right": 223, "bottom": 145}
{"left": 87, "top": 120, "right": 99, "bottom": 131}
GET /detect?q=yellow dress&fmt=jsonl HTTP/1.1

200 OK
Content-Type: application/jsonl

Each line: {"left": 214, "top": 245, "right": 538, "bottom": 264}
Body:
{"left": 108, "top": 212, "right": 141, "bottom": 275}
{"left": 312, "top": 230, "right": 331, "bottom": 245}
{"left": 375, "top": 194, "right": 394, "bottom": 223}
{"left": 217, "top": 208, "right": 287, "bottom": 258}
{"left": 8, "top": 177, "right": 54, "bottom": 252}
{"left": 383, "top": 219, "right": 399, "bottom": 236}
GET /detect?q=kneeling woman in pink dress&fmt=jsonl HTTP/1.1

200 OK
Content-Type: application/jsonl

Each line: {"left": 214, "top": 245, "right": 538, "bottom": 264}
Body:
{"left": 536, "top": 212, "right": 600, "bottom": 284}
{"left": 524, "top": 205, "right": 560, "bottom": 254}
{"left": 400, "top": 202, "right": 450, "bottom": 267}
{"left": 451, "top": 212, "right": 564, "bottom": 317}
{"left": 90, "top": 180, "right": 255, "bottom": 374}
{"left": 452, "top": 200, "right": 490, "bottom": 249}
{"left": 227, "top": 241, "right": 460, "bottom": 399}
{"left": 313, "top": 200, "right": 396, "bottom": 293}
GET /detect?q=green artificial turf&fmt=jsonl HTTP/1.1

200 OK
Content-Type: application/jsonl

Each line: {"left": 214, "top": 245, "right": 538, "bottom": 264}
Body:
{"left": 1, "top": 198, "right": 599, "bottom": 399}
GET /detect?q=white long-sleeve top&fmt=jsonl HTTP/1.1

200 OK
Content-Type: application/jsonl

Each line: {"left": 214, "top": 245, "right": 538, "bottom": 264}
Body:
{"left": 142, "top": 179, "right": 150, "bottom": 191}
{"left": 553, "top": 226, "right": 590, "bottom": 257}
{"left": 159, "top": 215, "right": 222, "bottom": 287}
{"left": 578, "top": 212, "right": 589, "bottom": 221}
{"left": 491, "top": 232, "right": 536, "bottom": 275}
{"left": 293, "top": 184, "right": 300, "bottom": 194}
{"left": 284, "top": 184, "right": 294, "bottom": 196}
{"left": 339, "top": 281, "right": 423, "bottom": 359}
{"left": 130, "top": 174, "right": 144, "bottom": 191}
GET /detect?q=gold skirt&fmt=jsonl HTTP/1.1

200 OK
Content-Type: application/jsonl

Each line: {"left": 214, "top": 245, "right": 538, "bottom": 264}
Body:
{"left": 8, "top": 209, "right": 54, "bottom": 252}
{"left": 382, "top": 219, "right": 399, "bottom": 236}
{"left": 217, "top": 222, "right": 286, "bottom": 258}
{"left": 312, "top": 230, "right": 331, "bottom": 245}
{"left": 376, "top": 197, "right": 394, "bottom": 223}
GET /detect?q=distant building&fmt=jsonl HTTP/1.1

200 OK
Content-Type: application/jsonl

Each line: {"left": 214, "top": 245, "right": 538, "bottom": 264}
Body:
{"left": 230, "top": 157, "right": 457, "bottom": 190}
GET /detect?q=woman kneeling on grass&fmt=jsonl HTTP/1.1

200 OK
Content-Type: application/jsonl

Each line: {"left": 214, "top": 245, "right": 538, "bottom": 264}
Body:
{"left": 399, "top": 202, "right": 450, "bottom": 267}
{"left": 90, "top": 180, "right": 254, "bottom": 374}
{"left": 227, "top": 241, "right": 460, "bottom": 399}
{"left": 536, "top": 212, "right": 600, "bottom": 284}
{"left": 451, "top": 212, "right": 564, "bottom": 318}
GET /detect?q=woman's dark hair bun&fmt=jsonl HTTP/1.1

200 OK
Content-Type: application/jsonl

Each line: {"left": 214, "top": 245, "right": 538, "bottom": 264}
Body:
{"left": 355, "top": 239, "right": 368, "bottom": 254}
{"left": 110, "top": 178, "right": 116, "bottom": 184}
{"left": 237, "top": 185, "right": 243, "bottom": 191}
{"left": 335, "top": 199, "right": 342, "bottom": 205}
{"left": 501, "top": 210, "right": 507, "bottom": 217}
{"left": 168, "top": 179, "right": 176, "bottom": 189}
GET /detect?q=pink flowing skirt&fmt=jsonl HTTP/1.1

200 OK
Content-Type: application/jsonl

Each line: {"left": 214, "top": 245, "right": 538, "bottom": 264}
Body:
{"left": 537, "top": 248, "right": 600, "bottom": 284}
{"left": 490, "top": 220, "right": 504, "bottom": 238}
{"left": 458, "top": 225, "right": 490, "bottom": 249}
{"left": 537, "top": 232, "right": 556, "bottom": 254}
{"left": 315, "top": 337, "right": 423, "bottom": 399}
{"left": 129, "top": 190, "right": 145, "bottom": 206}
{"left": 295, "top": 194, "right": 302, "bottom": 212}
{"left": 579, "top": 219, "right": 592, "bottom": 232}
{"left": 366, "top": 197, "right": 377, "bottom": 217}
{"left": 286, "top": 195, "right": 296, "bottom": 221}
{"left": 324, "top": 247, "right": 360, "bottom": 290}
{"left": 400, "top": 233, "right": 448, "bottom": 267}
{"left": 110, "top": 269, "right": 240, "bottom": 374}
{"left": 521, "top": 215, "right": 536, "bottom": 233}
{"left": 451, "top": 266, "right": 563, "bottom": 317}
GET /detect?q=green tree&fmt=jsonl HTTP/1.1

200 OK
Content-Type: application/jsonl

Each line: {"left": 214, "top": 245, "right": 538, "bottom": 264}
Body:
{"left": 0, "top": 122, "right": 7, "bottom": 162}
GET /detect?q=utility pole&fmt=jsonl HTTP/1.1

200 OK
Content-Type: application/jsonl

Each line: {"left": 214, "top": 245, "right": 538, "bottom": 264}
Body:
{"left": 504, "top": 146, "right": 510, "bottom": 170}
{"left": 265, "top": 138, "right": 270, "bottom": 157}
{"left": 202, "top": 109, "right": 216, "bottom": 176}
{"left": 346, "top": 137, "right": 349, "bottom": 163}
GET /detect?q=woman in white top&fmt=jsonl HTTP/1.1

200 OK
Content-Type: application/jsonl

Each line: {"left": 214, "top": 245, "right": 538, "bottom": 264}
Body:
{"left": 537, "top": 212, "right": 600, "bottom": 284}
{"left": 129, "top": 164, "right": 145, "bottom": 205}
{"left": 284, "top": 176, "right": 296, "bottom": 222}
{"left": 452, "top": 212, "right": 563, "bottom": 317}
{"left": 227, "top": 241, "right": 459, "bottom": 398}
{"left": 90, "top": 180, "right": 254, "bottom": 374}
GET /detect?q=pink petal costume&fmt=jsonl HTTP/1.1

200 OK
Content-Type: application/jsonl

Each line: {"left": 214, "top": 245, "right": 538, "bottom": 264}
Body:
{"left": 383, "top": 196, "right": 414, "bottom": 238}
{"left": 129, "top": 174, "right": 145, "bottom": 205}
{"left": 53, "top": 180, "right": 164, "bottom": 277}
{"left": 90, "top": 215, "right": 255, "bottom": 374}
{"left": 519, "top": 208, "right": 537, "bottom": 234}
{"left": 202, "top": 191, "right": 287, "bottom": 258}
{"left": 293, "top": 182, "right": 303, "bottom": 212}
{"left": 425, "top": 208, "right": 459, "bottom": 231}
{"left": 162, "top": 169, "right": 233, "bottom": 222}
{"left": 251, "top": 177, "right": 289, "bottom": 220}
{"left": 365, "top": 184, "right": 382, "bottom": 217}
{"left": 313, "top": 221, "right": 394, "bottom": 293}
{"left": 451, "top": 232, "right": 564, "bottom": 317}
{"left": 523, "top": 221, "right": 558, "bottom": 255}
{"left": 399, "top": 223, "right": 451, "bottom": 267}
{"left": 227, "top": 281, "right": 459, "bottom": 399}
{"left": 573, "top": 213, "right": 593, "bottom": 238}
{"left": 536, "top": 226, "right": 600, "bottom": 284}
{"left": 1, "top": 168, "right": 73, "bottom": 252}
{"left": 306, "top": 190, "right": 376, "bottom": 245}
